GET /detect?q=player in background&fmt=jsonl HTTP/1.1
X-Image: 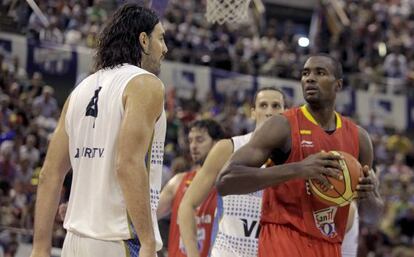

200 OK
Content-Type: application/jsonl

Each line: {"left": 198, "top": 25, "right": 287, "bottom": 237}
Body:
{"left": 178, "top": 87, "right": 285, "bottom": 257}
{"left": 157, "top": 119, "right": 225, "bottom": 257}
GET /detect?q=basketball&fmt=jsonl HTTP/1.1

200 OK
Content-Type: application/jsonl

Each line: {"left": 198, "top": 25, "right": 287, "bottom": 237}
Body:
{"left": 309, "top": 151, "right": 363, "bottom": 206}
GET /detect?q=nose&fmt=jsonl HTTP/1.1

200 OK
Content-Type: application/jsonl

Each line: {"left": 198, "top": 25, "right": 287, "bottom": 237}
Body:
{"left": 305, "top": 72, "right": 316, "bottom": 83}
{"left": 265, "top": 107, "right": 275, "bottom": 117}
{"left": 190, "top": 141, "right": 197, "bottom": 152}
{"left": 163, "top": 42, "right": 168, "bottom": 55}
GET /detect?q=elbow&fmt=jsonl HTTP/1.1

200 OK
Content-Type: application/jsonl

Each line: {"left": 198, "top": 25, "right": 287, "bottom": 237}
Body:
{"left": 115, "top": 158, "right": 142, "bottom": 180}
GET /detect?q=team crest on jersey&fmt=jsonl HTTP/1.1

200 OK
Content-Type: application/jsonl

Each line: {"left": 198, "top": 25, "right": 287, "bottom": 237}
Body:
{"left": 313, "top": 207, "right": 338, "bottom": 238}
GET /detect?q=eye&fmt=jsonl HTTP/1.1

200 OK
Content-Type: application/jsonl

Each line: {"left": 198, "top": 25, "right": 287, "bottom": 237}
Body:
{"left": 302, "top": 70, "right": 309, "bottom": 76}
{"left": 317, "top": 70, "right": 326, "bottom": 76}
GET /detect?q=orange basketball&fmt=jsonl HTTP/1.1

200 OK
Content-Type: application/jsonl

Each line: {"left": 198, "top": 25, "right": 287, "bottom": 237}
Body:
{"left": 308, "top": 151, "right": 363, "bottom": 206}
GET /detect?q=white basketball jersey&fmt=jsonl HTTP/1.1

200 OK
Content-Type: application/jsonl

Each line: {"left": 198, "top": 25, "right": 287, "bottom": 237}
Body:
{"left": 211, "top": 133, "right": 262, "bottom": 257}
{"left": 64, "top": 64, "right": 166, "bottom": 250}
{"left": 341, "top": 203, "right": 359, "bottom": 257}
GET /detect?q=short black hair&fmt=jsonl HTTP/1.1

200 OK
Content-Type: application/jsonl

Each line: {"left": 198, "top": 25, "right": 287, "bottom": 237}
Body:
{"left": 95, "top": 4, "right": 159, "bottom": 70}
{"left": 189, "top": 119, "right": 225, "bottom": 141}
{"left": 307, "top": 53, "right": 343, "bottom": 79}
{"left": 252, "top": 87, "right": 286, "bottom": 108}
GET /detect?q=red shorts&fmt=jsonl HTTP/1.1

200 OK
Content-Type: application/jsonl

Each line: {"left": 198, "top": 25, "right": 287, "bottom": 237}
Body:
{"left": 259, "top": 224, "right": 341, "bottom": 257}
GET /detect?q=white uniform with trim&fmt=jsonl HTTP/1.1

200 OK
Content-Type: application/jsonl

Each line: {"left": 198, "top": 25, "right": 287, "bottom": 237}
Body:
{"left": 64, "top": 64, "right": 165, "bottom": 251}
{"left": 341, "top": 203, "right": 359, "bottom": 257}
{"left": 210, "top": 133, "right": 262, "bottom": 257}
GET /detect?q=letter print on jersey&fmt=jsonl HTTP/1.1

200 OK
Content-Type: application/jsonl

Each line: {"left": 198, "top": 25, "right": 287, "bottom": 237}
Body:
{"left": 85, "top": 87, "right": 102, "bottom": 128}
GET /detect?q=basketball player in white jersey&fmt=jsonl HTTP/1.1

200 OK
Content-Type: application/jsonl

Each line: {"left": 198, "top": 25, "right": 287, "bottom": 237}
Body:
{"left": 178, "top": 87, "right": 286, "bottom": 257}
{"left": 30, "top": 4, "right": 168, "bottom": 257}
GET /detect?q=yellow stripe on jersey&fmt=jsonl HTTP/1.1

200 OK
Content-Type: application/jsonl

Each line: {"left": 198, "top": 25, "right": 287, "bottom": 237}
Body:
{"left": 300, "top": 130, "right": 312, "bottom": 135}
{"left": 300, "top": 105, "right": 342, "bottom": 129}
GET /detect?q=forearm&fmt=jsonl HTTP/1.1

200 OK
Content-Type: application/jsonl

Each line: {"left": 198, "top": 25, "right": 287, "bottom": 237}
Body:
{"left": 32, "top": 169, "right": 65, "bottom": 252}
{"left": 216, "top": 162, "right": 300, "bottom": 195}
{"left": 358, "top": 190, "right": 384, "bottom": 226}
{"left": 117, "top": 163, "right": 155, "bottom": 248}
{"left": 178, "top": 202, "right": 200, "bottom": 257}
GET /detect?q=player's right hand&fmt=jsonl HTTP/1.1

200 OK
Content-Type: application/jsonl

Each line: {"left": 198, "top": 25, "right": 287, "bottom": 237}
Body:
{"left": 297, "top": 151, "right": 343, "bottom": 189}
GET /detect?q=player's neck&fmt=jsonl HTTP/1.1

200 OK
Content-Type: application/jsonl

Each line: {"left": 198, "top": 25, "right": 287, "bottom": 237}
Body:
{"left": 305, "top": 104, "right": 336, "bottom": 131}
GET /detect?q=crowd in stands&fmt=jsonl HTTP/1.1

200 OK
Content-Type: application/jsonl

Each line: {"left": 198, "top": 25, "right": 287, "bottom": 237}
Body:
{"left": 3, "top": 0, "right": 414, "bottom": 95}
{"left": 0, "top": 0, "right": 413, "bottom": 256}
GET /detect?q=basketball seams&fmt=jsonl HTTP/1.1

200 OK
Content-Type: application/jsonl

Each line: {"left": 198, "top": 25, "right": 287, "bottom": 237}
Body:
{"left": 309, "top": 151, "right": 361, "bottom": 206}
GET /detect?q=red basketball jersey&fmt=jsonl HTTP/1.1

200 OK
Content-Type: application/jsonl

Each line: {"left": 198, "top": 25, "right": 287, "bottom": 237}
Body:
{"left": 261, "top": 105, "right": 359, "bottom": 243}
{"left": 168, "top": 171, "right": 217, "bottom": 257}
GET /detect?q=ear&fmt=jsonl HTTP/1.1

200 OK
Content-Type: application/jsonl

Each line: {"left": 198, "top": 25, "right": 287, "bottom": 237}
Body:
{"left": 139, "top": 32, "right": 149, "bottom": 54}
{"left": 251, "top": 107, "right": 257, "bottom": 121}
{"left": 335, "top": 79, "right": 343, "bottom": 92}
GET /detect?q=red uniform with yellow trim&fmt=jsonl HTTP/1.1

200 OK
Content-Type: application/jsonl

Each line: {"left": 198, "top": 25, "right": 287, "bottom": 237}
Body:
{"left": 259, "top": 106, "right": 359, "bottom": 257}
{"left": 168, "top": 171, "right": 217, "bottom": 257}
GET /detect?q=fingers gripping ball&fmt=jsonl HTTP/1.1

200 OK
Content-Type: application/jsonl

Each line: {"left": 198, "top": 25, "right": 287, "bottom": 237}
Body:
{"left": 309, "top": 151, "right": 363, "bottom": 206}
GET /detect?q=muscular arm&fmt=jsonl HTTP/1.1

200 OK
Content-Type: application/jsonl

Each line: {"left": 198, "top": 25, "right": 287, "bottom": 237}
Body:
{"left": 178, "top": 139, "right": 233, "bottom": 257}
{"left": 157, "top": 173, "right": 185, "bottom": 220}
{"left": 216, "top": 116, "right": 293, "bottom": 195}
{"left": 31, "top": 98, "right": 71, "bottom": 256}
{"left": 115, "top": 75, "right": 164, "bottom": 253}
{"left": 356, "top": 126, "right": 384, "bottom": 225}
{"left": 216, "top": 115, "right": 343, "bottom": 196}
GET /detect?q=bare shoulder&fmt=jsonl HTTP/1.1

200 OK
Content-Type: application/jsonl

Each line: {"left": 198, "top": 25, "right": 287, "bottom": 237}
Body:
{"left": 212, "top": 139, "right": 234, "bottom": 155}
{"left": 164, "top": 172, "right": 188, "bottom": 194}
{"left": 122, "top": 74, "right": 164, "bottom": 116}
{"left": 357, "top": 125, "right": 371, "bottom": 142}
{"left": 124, "top": 74, "right": 164, "bottom": 100}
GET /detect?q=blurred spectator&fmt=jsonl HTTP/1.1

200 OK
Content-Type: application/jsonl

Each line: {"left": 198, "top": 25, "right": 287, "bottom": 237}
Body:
{"left": 387, "top": 131, "right": 413, "bottom": 156}
{"left": 395, "top": 204, "right": 414, "bottom": 245}
{"left": 32, "top": 85, "right": 58, "bottom": 118}
{"left": 26, "top": 72, "right": 44, "bottom": 99}
{"left": 0, "top": 141, "right": 17, "bottom": 184}
{"left": 19, "top": 134, "right": 39, "bottom": 168}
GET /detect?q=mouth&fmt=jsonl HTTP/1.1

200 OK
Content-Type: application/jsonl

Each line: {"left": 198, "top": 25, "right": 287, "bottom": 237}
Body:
{"left": 304, "top": 85, "right": 318, "bottom": 94}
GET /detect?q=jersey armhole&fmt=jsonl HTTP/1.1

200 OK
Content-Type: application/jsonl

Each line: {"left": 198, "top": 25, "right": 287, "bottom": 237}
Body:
{"left": 230, "top": 138, "right": 235, "bottom": 153}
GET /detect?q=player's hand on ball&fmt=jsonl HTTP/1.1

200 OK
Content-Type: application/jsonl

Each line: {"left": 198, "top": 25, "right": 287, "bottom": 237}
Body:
{"left": 355, "top": 165, "right": 378, "bottom": 201}
{"left": 298, "top": 151, "right": 343, "bottom": 188}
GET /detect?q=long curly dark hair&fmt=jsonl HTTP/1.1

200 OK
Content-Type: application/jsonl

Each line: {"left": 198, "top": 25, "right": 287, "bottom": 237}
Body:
{"left": 94, "top": 4, "right": 159, "bottom": 70}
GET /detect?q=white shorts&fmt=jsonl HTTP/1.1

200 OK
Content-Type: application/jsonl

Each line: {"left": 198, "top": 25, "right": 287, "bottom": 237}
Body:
{"left": 62, "top": 231, "right": 141, "bottom": 257}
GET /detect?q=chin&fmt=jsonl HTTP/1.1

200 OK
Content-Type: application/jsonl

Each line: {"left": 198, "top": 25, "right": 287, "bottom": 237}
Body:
{"left": 305, "top": 96, "right": 319, "bottom": 104}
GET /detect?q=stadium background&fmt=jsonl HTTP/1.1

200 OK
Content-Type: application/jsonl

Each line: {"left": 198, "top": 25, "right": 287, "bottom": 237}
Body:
{"left": 0, "top": 0, "right": 413, "bottom": 256}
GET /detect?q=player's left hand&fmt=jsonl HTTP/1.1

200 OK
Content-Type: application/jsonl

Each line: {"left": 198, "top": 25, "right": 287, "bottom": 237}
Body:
{"left": 355, "top": 165, "right": 379, "bottom": 201}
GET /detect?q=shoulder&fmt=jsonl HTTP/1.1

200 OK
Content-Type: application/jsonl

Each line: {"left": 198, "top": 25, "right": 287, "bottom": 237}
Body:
{"left": 172, "top": 172, "right": 188, "bottom": 184}
{"left": 357, "top": 125, "right": 371, "bottom": 143}
{"left": 127, "top": 74, "right": 164, "bottom": 94}
{"left": 256, "top": 114, "right": 290, "bottom": 136}
{"left": 212, "top": 139, "right": 234, "bottom": 155}
{"left": 123, "top": 74, "right": 164, "bottom": 107}
{"left": 165, "top": 172, "right": 189, "bottom": 194}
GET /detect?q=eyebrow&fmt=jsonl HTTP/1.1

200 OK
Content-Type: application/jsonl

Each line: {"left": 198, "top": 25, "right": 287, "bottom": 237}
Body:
{"left": 302, "top": 67, "right": 329, "bottom": 72}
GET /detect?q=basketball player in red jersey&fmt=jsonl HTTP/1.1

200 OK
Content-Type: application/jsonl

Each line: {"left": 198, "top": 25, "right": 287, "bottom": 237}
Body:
{"left": 157, "top": 119, "right": 225, "bottom": 257}
{"left": 216, "top": 54, "right": 383, "bottom": 257}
